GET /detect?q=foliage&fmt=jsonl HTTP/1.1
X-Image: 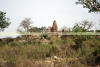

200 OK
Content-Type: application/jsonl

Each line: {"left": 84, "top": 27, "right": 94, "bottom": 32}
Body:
{"left": 0, "top": 34, "right": 100, "bottom": 67}
{"left": 72, "top": 20, "right": 93, "bottom": 32}
{"left": 29, "top": 27, "right": 41, "bottom": 32}
{"left": 76, "top": 0, "right": 100, "bottom": 12}
{"left": 29, "top": 26, "right": 46, "bottom": 32}
{"left": 72, "top": 24, "right": 86, "bottom": 32}
{"left": 0, "top": 11, "right": 10, "bottom": 31}
{"left": 39, "top": 26, "right": 46, "bottom": 32}
{"left": 72, "top": 20, "right": 95, "bottom": 51}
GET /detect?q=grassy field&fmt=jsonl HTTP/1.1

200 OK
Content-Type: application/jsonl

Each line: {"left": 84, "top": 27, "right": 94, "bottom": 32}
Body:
{"left": 0, "top": 35, "right": 100, "bottom": 67}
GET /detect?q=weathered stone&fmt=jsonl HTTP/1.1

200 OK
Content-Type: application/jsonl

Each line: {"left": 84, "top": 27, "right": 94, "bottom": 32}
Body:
{"left": 46, "top": 26, "right": 52, "bottom": 32}
{"left": 51, "top": 20, "right": 58, "bottom": 32}
{"left": 46, "top": 20, "right": 58, "bottom": 32}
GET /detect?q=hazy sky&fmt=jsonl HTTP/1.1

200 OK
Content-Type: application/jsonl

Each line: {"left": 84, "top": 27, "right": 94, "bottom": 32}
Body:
{"left": 0, "top": 0, "right": 100, "bottom": 32}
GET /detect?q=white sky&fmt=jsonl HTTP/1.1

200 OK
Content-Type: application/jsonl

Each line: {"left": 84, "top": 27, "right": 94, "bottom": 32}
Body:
{"left": 0, "top": 0, "right": 100, "bottom": 33}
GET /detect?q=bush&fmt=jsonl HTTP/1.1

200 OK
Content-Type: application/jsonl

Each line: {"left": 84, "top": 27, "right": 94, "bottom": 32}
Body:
{"left": 0, "top": 35, "right": 100, "bottom": 67}
{"left": 42, "top": 34, "right": 48, "bottom": 39}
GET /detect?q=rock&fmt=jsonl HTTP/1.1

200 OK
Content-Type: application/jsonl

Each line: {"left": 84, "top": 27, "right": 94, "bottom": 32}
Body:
{"left": 54, "top": 56, "right": 58, "bottom": 60}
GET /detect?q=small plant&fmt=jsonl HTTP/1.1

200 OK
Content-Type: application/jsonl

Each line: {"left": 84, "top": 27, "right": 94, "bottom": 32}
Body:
{"left": 42, "top": 34, "right": 48, "bottom": 39}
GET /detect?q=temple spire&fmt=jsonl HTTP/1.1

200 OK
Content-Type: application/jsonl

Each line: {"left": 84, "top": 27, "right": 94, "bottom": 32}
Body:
{"left": 51, "top": 20, "right": 58, "bottom": 32}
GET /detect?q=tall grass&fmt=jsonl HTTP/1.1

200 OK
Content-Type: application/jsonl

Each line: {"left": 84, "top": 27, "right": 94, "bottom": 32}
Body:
{"left": 0, "top": 35, "right": 100, "bottom": 67}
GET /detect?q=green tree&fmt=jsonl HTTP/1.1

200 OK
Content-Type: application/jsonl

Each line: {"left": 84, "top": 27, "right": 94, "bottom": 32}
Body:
{"left": 72, "top": 24, "right": 86, "bottom": 32}
{"left": 29, "top": 26, "right": 46, "bottom": 32}
{"left": 72, "top": 20, "right": 93, "bottom": 32}
{"left": 72, "top": 20, "right": 95, "bottom": 50}
{"left": 29, "top": 27, "right": 41, "bottom": 32}
{"left": 76, "top": 0, "right": 100, "bottom": 12}
{"left": 39, "top": 27, "right": 46, "bottom": 32}
{"left": 0, "top": 11, "right": 10, "bottom": 31}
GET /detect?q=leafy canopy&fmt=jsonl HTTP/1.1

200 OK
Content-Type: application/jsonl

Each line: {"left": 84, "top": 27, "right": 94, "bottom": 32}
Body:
{"left": 76, "top": 0, "right": 100, "bottom": 12}
{"left": 72, "top": 20, "right": 93, "bottom": 32}
{"left": 0, "top": 11, "right": 10, "bottom": 31}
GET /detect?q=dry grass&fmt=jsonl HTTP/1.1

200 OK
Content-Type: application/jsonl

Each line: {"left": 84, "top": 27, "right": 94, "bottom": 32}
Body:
{"left": 0, "top": 35, "right": 100, "bottom": 67}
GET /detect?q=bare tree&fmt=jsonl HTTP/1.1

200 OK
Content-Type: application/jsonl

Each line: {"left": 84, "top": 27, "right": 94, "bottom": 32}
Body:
{"left": 80, "top": 20, "right": 93, "bottom": 30}
{"left": 17, "top": 18, "right": 33, "bottom": 40}
{"left": 17, "top": 18, "right": 33, "bottom": 33}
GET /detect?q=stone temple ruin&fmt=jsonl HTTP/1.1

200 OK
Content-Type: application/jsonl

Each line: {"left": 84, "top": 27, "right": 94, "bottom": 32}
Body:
{"left": 46, "top": 20, "right": 58, "bottom": 32}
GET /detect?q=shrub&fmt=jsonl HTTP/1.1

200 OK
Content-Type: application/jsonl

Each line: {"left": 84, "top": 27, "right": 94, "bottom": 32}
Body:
{"left": 42, "top": 34, "right": 48, "bottom": 39}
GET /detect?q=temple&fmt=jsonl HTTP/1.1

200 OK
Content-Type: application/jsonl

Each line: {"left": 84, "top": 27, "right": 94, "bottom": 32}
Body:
{"left": 46, "top": 20, "right": 58, "bottom": 32}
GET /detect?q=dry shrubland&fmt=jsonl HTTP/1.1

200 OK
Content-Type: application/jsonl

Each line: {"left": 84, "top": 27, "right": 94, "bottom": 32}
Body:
{"left": 0, "top": 35, "right": 100, "bottom": 67}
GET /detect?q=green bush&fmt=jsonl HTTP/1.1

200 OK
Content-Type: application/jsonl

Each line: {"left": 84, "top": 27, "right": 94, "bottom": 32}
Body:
{"left": 42, "top": 34, "right": 48, "bottom": 39}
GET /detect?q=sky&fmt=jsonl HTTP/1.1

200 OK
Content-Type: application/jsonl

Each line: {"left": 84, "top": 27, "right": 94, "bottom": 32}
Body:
{"left": 0, "top": 0, "right": 100, "bottom": 33}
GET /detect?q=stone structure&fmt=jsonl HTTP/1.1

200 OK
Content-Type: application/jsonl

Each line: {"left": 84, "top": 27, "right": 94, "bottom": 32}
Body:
{"left": 46, "top": 20, "right": 58, "bottom": 32}
{"left": 51, "top": 20, "right": 58, "bottom": 32}
{"left": 46, "top": 26, "right": 52, "bottom": 32}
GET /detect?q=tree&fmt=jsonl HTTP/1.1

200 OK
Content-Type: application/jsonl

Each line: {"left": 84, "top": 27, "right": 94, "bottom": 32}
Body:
{"left": 72, "top": 20, "right": 93, "bottom": 32}
{"left": 17, "top": 18, "right": 33, "bottom": 40}
{"left": 39, "top": 27, "right": 46, "bottom": 32}
{"left": 72, "top": 20, "right": 94, "bottom": 50}
{"left": 29, "top": 27, "right": 41, "bottom": 32}
{"left": 29, "top": 26, "right": 46, "bottom": 32}
{"left": 72, "top": 24, "right": 86, "bottom": 32}
{"left": 76, "top": 0, "right": 100, "bottom": 12}
{"left": 0, "top": 11, "right": 10, "bottom": 31}
{"left": 17, "top": 18, "right": 33, "bottom": 33}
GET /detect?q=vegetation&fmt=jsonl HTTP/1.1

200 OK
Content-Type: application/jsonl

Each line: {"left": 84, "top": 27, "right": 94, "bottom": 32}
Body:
{"left": 17, "top": 18, "right": 33, "bottom": 33}
{"left": 72, "top": 20, "right": 93, "bottom": 32}
{"left": 29, "top": 26, "right": 46, "bottom": 32}
{"left": 0, "top": 11, "right": 10, "bottom": 31}
{"left": 76, "top": 0, "right": 100, "bottom": 12}
{"left": 0, "top": 35, "right": 100, "bottom": 67}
